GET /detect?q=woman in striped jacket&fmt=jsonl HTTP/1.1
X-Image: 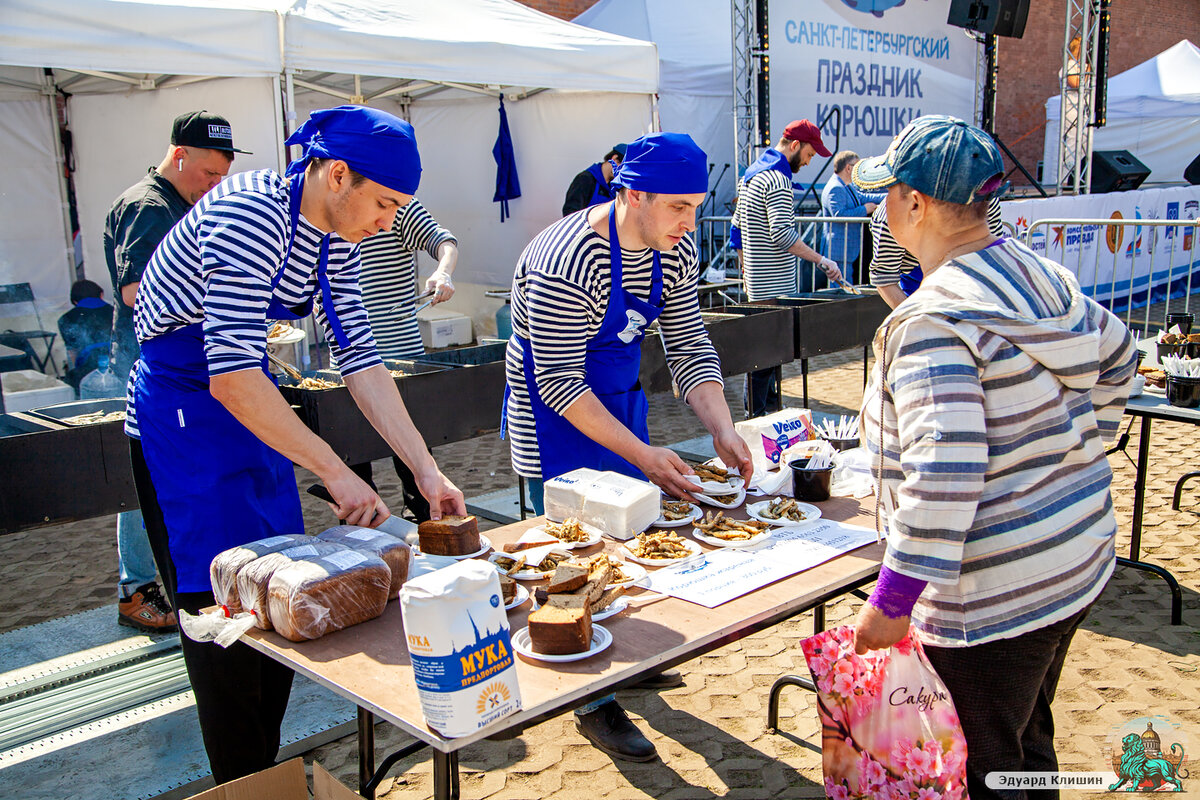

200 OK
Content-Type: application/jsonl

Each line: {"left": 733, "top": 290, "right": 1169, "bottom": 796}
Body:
{"left": 850, "top": 117, "right": 1137, "bottom": 800}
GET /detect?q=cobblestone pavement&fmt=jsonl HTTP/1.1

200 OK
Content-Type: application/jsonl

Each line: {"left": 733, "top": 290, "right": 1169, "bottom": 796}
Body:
{"left": 2, "top": 349, "right": 1197, "bottom": 798}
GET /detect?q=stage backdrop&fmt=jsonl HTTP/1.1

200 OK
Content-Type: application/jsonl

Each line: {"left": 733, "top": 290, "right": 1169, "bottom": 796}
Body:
{"left": 768, "top": 0, "right": 978, "bottom": 189}
{"left": 1002, "top": 185, "right": 1200, "bottom": 314}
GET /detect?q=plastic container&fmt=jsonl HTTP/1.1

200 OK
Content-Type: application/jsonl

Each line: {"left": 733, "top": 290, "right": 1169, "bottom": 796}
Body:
{"left": 1165, "top": 375, "right": 1200, "bottom": 408}
{"left": 79, "top": 355, "right": 124, "bottom": 400}
{"left": 821, "top": 436, "right": 860, "bottom": 452}
{"left": 789, "top": 458, "right": 832, "bottom": 502}
{"left": 0, "top": 370, "right": 74, "bottom": 413}
{"left": 1165, "top": 312, "right": 1193, "bottom": 335}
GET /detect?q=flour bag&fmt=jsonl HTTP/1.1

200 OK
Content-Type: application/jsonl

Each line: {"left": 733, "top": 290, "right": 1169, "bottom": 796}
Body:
{"left": 400, "top": 559, "right": 522, "bottom": 737}
{"left": 801, "top": 626, "right": 969, "bottom": 800}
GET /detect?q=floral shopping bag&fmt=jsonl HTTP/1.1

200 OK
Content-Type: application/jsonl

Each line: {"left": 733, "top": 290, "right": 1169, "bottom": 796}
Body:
{"left": 800, "top": 626, "right": 969, "bottom": 800}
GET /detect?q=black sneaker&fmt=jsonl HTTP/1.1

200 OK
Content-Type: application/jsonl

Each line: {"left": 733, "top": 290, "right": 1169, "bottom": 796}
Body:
{"left": 118, "top": 583, "right": 178, "bottom": 633}
{"left": 575, "top": 701, "right": 658, "bottom": 762}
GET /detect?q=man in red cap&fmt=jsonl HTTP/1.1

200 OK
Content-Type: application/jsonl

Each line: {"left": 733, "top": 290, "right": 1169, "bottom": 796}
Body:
{"left": 731, "top": 119, "right": 842, "bottom": 417}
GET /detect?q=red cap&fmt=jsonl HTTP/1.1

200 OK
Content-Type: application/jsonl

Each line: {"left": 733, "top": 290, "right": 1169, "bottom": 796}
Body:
{"left": 782, "top": 119, "right": 831, "bottom": 158}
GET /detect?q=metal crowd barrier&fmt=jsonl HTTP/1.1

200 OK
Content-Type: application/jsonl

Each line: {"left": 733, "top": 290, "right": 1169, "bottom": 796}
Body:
{"left": 1024, "top": 218, "right": 1199, "bottom": 331}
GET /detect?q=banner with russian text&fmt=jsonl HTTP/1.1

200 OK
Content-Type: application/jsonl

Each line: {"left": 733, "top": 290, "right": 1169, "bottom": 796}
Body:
{"left": 768, "top": 0, "right": 978, "bottom": 188}
{"left": 1002, "top": 185, "right": 1200, "bottom": 314}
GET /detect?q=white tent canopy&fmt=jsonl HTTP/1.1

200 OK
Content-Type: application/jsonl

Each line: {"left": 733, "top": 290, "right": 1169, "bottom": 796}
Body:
{"left": 574, "top": 0, "right": 737, "bottom": 215}
{"left": 0, "top": 0, "right": 659, "bottom": 341}
{"left": 1043, "top": 40, "right": 1200, "bottom": 187}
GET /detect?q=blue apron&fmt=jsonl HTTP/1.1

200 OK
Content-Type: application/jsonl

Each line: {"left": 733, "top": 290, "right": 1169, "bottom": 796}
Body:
{"left": 899, "top": 263, "right": 923, "bottom": 296}
{"left": 511, "top": 203, "right": 664, "bottom": 482}
{"left": 132, "top": 176, "right": 351, "bottom": 593}
{"left": 586, "top": 162, "right": 614, "bottom": 209}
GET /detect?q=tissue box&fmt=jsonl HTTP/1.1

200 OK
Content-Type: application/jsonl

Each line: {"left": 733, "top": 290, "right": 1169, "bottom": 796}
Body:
{"left": 1, "top": 370, "right": 75, "bottom": 413}
{"left": 735, "top": 408, "right": 815, "bottom": 474}
{"left": 544, "top": 468, "right": 659, "bottom": 540}
{"left": 417, "top": 309, "right": 473, "bottom": 349}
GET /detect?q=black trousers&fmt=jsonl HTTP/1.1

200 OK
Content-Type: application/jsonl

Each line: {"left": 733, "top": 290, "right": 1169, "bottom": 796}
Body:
{"left": 744, "top": 368, "right": 781, "bottom": 419}
{"left": 129, "top": 438, "right": 295, "bottom": 785}
{"left": 923, "top": 604, "right": 1093, "bottom": 800}
{"left": 349, "top": 455, "right": 432, "bottom": 522}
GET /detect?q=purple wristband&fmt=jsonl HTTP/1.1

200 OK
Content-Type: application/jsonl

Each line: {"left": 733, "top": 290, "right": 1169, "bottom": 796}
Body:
{"left": 868, "top": 565, "right": 928, "bottom": 619}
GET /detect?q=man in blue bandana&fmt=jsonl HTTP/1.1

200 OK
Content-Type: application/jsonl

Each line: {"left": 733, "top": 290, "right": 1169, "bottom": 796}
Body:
{"left": 127, "top": 105, "right": 465, "bottom": 783}
{"left": 562, "top": 143, "right": 627, "bottom": 216}
{"left": 504, "top": 132, "right": 753, "bottom": 761}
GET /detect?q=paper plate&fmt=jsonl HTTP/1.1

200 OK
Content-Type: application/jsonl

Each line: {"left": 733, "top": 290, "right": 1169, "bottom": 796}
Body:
{"left": 414, "top": 535, "right": 492, "bottom": 561}
{"left": 512, "top": 624, "right": 613, "bottom": 663}
{"left": 487, "top": 552, "right": 562, "bottom": 581}
{"left": 528, "top": 522, "right": 603, "bottom": 549}
{"left": 267, "top": 327, "right": 306, "bottom": 346}
{"left": 692, "top": 487, "right": 747, "bottom": 510}
{"left": 606, "top": 561, "right": 648, "bottom": 589}
{"left": 620, "top": 538, "right": 703, "bottom": 566}
{"left": 504, "top": 583, "right": 530, "bottom": 610}
{"left": 654, "top": 503, "right": 702, "bottom": 528}
{"left": 531, "top": 595, "right": 629, "bottom": 622}
{"left": 692, "top": 526, "right": 774, "bottom": 549}
{"left": 686, "top": 473, "right": 746, "bottom": 495}
{"left": 1143, "top": 383, "right": 1167, "bottom": 396}
{"left": 745, "top": 500, "right": 823, "bottom": 527}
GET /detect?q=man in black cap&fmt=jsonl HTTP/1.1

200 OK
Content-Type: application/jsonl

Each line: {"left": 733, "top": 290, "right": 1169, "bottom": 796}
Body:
{"left": 102, "top": 110, "right": 247, "bottom": 633}
{"left": 562, "top": 143, "right": 627, "bottom": 216}
{"left": 56, "top": 279, "right": 113, "bottom": 389}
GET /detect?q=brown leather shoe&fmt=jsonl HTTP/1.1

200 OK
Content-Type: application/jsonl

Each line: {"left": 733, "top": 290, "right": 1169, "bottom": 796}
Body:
{"left": 118, "top": 583, "right": 178, "bottom": 633}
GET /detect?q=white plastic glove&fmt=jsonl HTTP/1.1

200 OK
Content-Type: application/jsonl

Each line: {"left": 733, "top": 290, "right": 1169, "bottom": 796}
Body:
{"left": 424, "top": 270, "right": 455, "bottom": 304}
{"left": 818, "top": 256, "right": 844, "bottom": 285}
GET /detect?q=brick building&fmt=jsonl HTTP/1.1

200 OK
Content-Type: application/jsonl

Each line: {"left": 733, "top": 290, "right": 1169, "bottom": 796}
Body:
{"left": 993, "top": 0, "right": 1200, "bottom": 187}
{"left": 521, "top": 0, "right": 595, "bottom": 19}
{"left": 524, "top": 1, "right": 1198, "bottom": 188}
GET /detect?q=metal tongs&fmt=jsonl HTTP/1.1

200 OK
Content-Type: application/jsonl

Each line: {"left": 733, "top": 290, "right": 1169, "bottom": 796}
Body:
{"left": 833, "top": 276, "right": 862, "bottom": 295}
{"left": 266, "top": 351, "right": 302, "bottom": 381}
{"left": 390, "top": 288, "right": 436, "bottom": 318}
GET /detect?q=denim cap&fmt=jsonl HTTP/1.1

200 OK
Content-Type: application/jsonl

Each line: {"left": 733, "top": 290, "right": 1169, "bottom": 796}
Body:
{"left": 852, "top": 115, "right": 1004, "bottom": 204}
{"left": 611, "top": 132, "right": 708, "bottom": 194}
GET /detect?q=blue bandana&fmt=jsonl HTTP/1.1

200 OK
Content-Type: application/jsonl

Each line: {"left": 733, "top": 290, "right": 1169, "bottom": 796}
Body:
{"left": 285, "top": 105, "right": 421, "bottom": 194}
{"left": 611, "top": 132, "right": 708, "bottom": 195}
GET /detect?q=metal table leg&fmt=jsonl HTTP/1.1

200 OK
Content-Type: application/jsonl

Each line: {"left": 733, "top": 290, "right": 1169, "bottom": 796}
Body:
{"left": 1122, "top": 414, "right": 1184, "bottom": 625}
{"left": 358, "top": 707, "right": 375, "bottom": 798}
{"left": 801, "top": 358, "right": 809, "bottom": 408}
{"left": 433, "top": 750, "right": 460, "bottom": 800}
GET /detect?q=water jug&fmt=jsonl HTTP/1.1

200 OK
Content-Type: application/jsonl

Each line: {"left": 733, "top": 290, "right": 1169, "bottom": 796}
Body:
{"left": 79, "top": 355, "right": 124, "bottom": 400}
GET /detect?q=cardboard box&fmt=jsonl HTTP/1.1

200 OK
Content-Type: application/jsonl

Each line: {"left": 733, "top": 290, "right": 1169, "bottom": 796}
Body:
{"left": 417, "top": 308, "right": 473, "bottom": 349}
{"left": 185, "top": 758, "right": 359, "bottom": 800}
{"left": 1, "top": 369, "right": 75, "bottom": 413}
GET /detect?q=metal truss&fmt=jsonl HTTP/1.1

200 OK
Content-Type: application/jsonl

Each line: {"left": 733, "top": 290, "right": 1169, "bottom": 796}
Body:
{"left": 731, "top": 0, "right": 768, "bottom": 175}
{"left": 1057, "top": 0, "right": 1101, "bottom": 194}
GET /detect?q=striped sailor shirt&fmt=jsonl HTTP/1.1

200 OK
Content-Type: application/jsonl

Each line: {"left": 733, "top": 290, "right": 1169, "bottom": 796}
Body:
{"left": 357, "top": 197, "right": 457, "bottom": 359}
{"left": 868, "top": 195, "right": 1005, "bottom": 287}
{"left": 126, "top": 169, "right": 381, "bottom": 437}
{"left": 861, "top": 237, "right": 1137, "bottom": 646}
{"left": 732, "top": 168, "right": 801, "bottom": 301}
{"left": 505, "top": 210, "right": 723, "bottom": 479}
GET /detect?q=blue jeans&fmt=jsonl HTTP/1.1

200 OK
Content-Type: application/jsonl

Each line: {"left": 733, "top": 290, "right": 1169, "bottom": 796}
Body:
{"left": 117, "top": 509, "right": 158, "bottom": 594}
{"left": 527, "top": 477, "right": 615, "bottom": 716}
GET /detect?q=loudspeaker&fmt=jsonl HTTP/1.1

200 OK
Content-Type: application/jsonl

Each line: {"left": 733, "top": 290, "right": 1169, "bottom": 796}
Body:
{"left": 947, "top": 0, "right": 1030, "bottom": 38}
{"left": 1184, "top": 152, "right": 1200, "bottom": 185}
{"left": 1090, "top": 150, "right": 1151, "bottom": 193}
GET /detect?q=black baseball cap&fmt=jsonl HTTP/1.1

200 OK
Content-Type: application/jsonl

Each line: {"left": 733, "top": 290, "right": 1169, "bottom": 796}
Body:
{"left": 171, "top": 111, "right": 251, "bottom": 154}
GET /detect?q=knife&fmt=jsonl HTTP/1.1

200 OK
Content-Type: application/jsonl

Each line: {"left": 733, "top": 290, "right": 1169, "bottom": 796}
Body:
{"left": 306, "top": 483, "right": 417, "bottom": 539}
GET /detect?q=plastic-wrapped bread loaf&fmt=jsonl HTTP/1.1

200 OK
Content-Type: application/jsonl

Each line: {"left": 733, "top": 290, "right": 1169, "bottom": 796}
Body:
{"left": 314, "top": 525, "right": 411, "bottom": 596}
{"left": 267, "top": 548, "right": 391, "bottom": 642}
{"left": 237, "top": 541, "right": 348, "bottom": 630}
{"left": 209, "top": 534, "right": 310, "bottom": 614}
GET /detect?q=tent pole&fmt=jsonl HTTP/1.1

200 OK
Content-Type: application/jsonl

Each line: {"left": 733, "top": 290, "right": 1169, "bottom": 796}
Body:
{"left": 42, "top": 71, "right": 76, "bottom": 286}
{"left": 272, "top": 74, "right": 286, "bottom": 173}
